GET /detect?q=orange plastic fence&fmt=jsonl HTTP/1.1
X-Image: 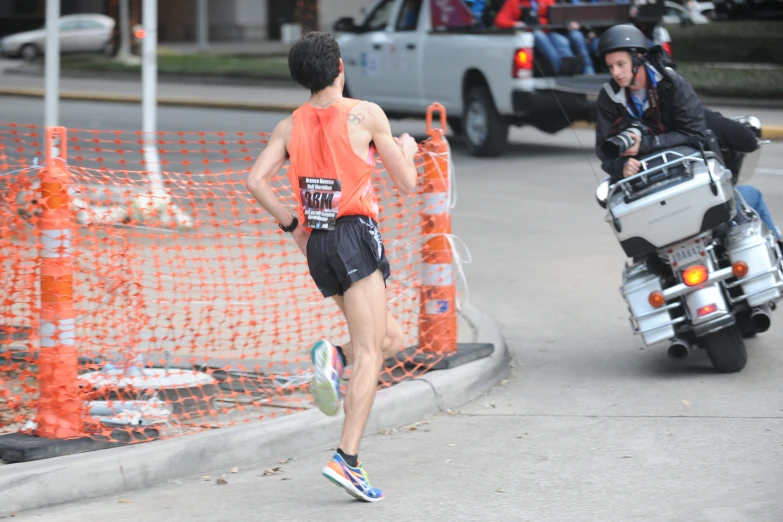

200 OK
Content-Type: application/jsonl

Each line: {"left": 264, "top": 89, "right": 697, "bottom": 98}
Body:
{"left": 0, "top": 108, "right": 461, "bottom": 445}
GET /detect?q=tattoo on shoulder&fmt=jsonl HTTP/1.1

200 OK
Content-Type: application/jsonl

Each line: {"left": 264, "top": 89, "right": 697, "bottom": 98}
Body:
{"left": 348, "top": 113, "right": 365, "bottom": 125}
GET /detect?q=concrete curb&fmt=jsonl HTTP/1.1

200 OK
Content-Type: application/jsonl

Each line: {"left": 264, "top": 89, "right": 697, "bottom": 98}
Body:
{"left": 0, "top": 303, "right": 509, "bottom": 517}
{"left": 4, "top": 66, "right": 299, "bottom": 90}
{"left": 0, "top": 87, "right": 300, "bottom": 113}
{"left": 761, "top": 126, "right": 783, "bottom": 140}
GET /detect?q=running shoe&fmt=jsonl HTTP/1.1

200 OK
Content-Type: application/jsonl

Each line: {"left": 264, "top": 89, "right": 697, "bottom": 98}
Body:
{"left": 321, "top": 452, "right": 384, "bottom": 502}
{"left": 309, "top": 339, "right": 343, "bottom": 416}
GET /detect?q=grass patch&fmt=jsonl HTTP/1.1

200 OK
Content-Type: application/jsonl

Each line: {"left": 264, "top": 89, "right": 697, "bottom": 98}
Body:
{"left": 666, "top": 19, "right": 783, "bottom": 38}
{"left": 59, "top": 53, "right": 292, "bottom": 81}
{"left": 677, "top": 62, "right": 783, "bottom": 99}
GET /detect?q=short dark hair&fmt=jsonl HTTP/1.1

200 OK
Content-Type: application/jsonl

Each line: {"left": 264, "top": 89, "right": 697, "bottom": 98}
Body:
{"left": 288, "top": 32, "right": 341, "bottom": 94}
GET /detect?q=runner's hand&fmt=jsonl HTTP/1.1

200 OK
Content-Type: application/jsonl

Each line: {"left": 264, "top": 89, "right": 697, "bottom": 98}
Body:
{"left": 394, "top": 133, "right": 418, "bottom": 160}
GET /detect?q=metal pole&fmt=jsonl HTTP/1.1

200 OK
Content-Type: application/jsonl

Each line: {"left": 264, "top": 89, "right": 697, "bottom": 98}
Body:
{"left": 142, "top": 0, "right": 164, "bottom": 198}
{"left": 44, "top": 0, "right": 60, "bottom": 128}
{"left": 117, "top": 0, "right": 131, "bottom": 60}
{"left": 197, "top": 0, "right": 208, "bottom": 52}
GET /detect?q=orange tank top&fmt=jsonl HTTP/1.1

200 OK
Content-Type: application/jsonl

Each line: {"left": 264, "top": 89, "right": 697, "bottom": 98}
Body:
{"left": 287, "top": 98, "right": 378, "bottom": 231}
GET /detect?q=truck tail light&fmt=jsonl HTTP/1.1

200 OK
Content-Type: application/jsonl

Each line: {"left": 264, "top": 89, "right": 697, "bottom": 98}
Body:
{"left": 513, "top": 48, "right": 533, "bottom": 78}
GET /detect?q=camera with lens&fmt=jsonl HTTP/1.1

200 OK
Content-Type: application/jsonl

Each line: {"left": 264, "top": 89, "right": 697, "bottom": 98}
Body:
{"left": 600, "top": 122, "right": 647, "bottom": 159}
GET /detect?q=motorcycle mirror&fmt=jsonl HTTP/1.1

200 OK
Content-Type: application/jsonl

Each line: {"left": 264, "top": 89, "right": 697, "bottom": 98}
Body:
{"left": 595, "top": 179, "right": 610, "bottom": 209}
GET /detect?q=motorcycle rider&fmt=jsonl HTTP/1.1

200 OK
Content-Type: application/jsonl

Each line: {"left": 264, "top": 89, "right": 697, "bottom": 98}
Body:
{"left": 594, "top": 24, "right": 782, "bottom": 246}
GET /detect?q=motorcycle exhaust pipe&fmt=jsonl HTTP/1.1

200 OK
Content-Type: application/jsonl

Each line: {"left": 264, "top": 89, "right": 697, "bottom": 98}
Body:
{"left": 750, "top": 307, "right": 771, "bottom": 333}
{"left": 667, "top": 339, "right": 691, "bottom": 362}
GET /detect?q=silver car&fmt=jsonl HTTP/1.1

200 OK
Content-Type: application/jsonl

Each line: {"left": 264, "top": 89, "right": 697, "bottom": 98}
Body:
{"left": 0, "top": 14, "right": 115, "bottom": 60}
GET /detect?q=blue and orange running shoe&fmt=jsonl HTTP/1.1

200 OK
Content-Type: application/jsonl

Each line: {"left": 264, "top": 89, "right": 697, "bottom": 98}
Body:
{"left": 321, "top": 453, "right": 384, "bottom": 502}
{"left": 309, "top": 339, "right": 344, "bottom": 417}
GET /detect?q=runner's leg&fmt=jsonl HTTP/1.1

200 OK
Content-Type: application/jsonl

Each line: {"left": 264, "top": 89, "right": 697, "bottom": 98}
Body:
{"left": 331, "top": 295, "right": 404, "bottom": 364}
{"left": 337, "top": 268, "right": 387, "bottom": 455}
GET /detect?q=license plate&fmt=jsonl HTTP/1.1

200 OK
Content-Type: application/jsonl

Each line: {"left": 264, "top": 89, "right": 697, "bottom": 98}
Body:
{"left": 668, "top": 239, "right": 705, "bottom": 267}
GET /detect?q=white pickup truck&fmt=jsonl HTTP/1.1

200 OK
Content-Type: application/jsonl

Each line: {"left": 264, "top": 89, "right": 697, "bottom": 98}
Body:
{"left": 333, "top": 0, "right": 671, "bottom": 157}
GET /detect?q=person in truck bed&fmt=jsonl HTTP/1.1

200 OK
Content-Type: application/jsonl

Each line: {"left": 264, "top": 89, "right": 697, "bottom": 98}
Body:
{"left": 494, "top": 0, "right": 595, "bottom": 75}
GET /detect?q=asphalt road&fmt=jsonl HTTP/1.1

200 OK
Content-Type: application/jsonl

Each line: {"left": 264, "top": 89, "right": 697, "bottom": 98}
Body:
{"left": 3, "top": 97, "right": 783, "bottom": 521}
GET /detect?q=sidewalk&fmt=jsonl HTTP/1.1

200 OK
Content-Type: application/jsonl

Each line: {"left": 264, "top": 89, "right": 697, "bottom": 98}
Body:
{"left": 0, "top": 303, "right": 508, "bottom": 516}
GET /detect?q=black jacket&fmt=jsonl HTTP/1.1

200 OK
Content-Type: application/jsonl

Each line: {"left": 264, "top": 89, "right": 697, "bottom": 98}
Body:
{"left": 595, "top": 47, "right": 709, "bottom": 182}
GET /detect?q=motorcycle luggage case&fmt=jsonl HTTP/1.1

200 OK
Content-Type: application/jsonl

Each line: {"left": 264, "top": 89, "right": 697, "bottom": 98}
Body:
{"left": 607, "top": 150, "right": 735, "bottom": 258}
{"left": 725, "top": 218, "right": 783, "bottom": 307}
{"left": 621, "top": 263, "right": 675, "bottom": 346}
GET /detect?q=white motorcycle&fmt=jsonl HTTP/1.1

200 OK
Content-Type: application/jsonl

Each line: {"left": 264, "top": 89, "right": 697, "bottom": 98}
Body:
{"left": 596, "top": 117, "right": 783, "bottom": 373}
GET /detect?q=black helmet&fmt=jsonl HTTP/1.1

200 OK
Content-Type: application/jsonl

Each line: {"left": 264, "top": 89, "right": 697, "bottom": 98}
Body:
{"left": 597, "top": 24, "right": 648, "bottom": 59}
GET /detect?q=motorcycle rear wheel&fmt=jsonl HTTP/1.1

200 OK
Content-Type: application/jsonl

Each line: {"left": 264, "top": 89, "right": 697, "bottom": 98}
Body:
{"left": 700, "top": 325, "right": 748, "bottom": 373}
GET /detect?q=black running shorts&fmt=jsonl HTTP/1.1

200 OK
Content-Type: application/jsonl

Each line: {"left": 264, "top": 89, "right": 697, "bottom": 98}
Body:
{"left": 306, "top": 215, "right": 391, "bottom": 298}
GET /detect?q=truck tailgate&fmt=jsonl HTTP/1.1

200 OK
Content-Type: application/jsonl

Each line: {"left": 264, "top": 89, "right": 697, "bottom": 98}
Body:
{"left": 551, "top": 74, "right": 611, "bottom": 96}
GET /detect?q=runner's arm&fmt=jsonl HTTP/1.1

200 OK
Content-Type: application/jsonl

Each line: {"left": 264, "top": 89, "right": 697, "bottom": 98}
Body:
{"left": 246, "top": 117, "right": 295, "bottom": 226}
{"left": 367, "top": 103, "right": 417, "bottom": 195}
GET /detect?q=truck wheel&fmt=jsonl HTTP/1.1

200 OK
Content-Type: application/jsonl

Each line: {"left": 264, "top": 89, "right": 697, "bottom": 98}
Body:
{"left": 463, "top": 85, "right": 508, "bottom": 157}
{"left": 447, "top": 117, "right": 463, "bottom": 136}
{"left": 700, "top": 325, "right": 748, "bottom": 373}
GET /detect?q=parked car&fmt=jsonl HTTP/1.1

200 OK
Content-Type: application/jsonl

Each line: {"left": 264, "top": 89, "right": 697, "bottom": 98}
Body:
{"left": 0, "top": 14, "right": 115, "bottom": 60}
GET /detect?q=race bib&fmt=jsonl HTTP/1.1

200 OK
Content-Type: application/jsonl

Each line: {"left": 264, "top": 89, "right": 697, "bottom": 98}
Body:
{"left": 299, "top": 177, "right": 341, "bottom": 230}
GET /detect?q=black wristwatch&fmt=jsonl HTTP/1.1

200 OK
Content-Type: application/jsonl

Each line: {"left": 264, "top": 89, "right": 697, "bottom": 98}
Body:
{"left": 279, "top": 215, "right": 298, "bottom": 233}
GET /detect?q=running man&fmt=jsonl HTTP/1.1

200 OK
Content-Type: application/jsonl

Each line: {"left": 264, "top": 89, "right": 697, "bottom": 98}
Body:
{"left": 245, "top": 32, "right": 419, "bottom": 502}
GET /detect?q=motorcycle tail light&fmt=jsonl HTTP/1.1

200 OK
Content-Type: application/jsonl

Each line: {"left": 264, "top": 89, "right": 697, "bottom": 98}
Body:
{"left": 648, "top": 291, "right": 666, "bottom": 308}
{"left": 697, "top": 304, "right": 717, "bottom": 317}
{"left": 682, "top": 265, "right": 708, "bottom": 287}
{"left": 732, "top": 261, "right": 749, "bottom": 278}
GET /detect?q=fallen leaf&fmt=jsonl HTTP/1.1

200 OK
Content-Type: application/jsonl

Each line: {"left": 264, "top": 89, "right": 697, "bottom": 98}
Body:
{"left": 496, "top": 488, "right": 509, "bottom": 493}
{"left": 409, "top": 426, "right": 417, "bottom": 431}
{"left": 682, "top": 400, "right": 691, "bottom": 406}
{"left": 201, "top": 476, "right": 211, "bottom": 481}
{"left": 448, "top": 444, "right": 457, "bottom": 447}
{"left": 231, "top": 467, "right": 239, "bottom": 473}
{"left": 485, "top": 404, "right": 496, "bottom": 409}
{"left": 118, "top": 500, "right": 133, "bottom": 504}
{"left": 216, "top": 478, "right": 228, "bottom": 485}
{"left": 446, "top": 409, "right": 456, "bottom": 415}
{"left": 445, "top": 459, "right": 452, "bottom": 463}
{"left": 279, "top": 458, "right": 289, "bottom": 464}
{"left": 262, "top": 467, "right": 283, "bottom": 476}
{"left": 281, "top": 477, "right": 293, "bottom": 481}
{"left": 620, "top": 455, "right": 633, "bottom": 459}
